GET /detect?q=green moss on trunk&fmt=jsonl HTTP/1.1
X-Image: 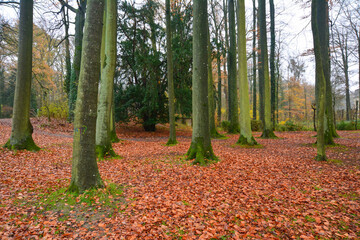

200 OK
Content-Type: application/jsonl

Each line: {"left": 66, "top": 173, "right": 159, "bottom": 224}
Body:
{"left": 260, "top": 129, "right": 278, "bottom": 139}
{"left": 96, "top": 144, "right": 119, "bottom": 160}
{"left": 237, "top": 135, "right": 257, "bottom": 146}
{"left": 187, "top": 138, "right": 217, "bottom": 166}
{"left": 4, "top": 135, "right": 40, "bottom": 152}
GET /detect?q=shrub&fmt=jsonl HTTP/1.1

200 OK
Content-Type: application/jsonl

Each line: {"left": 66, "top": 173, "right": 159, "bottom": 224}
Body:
{"left": 38, "top": 102, "right": 68, "bottom": 119}
{"left": 276, "top": 120, "right": 304, "bottom": 132}
{"left": 251, "top": 120, "right": 263, "bottom": 132}
{"left": 221, "top": 121, "right": 230, "bottom": 132}
{"left": 336, "top": 121, "right": 359, "bottom": 130}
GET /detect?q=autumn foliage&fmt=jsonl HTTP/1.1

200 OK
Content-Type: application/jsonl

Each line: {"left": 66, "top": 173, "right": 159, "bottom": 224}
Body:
{"left": 0, "top": 118, "right": 360, "bottom": 239}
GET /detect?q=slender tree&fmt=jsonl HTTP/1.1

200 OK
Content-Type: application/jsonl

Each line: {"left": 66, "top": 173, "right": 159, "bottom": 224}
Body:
{"left": 69, "top": 0, "right": 105, "bottom": 193}
{"left": 269, "top": 0, "right": 276, "bottom": 127}
{"left": 186, "top": 0, "right": 217, "bottom": 165}
{"left": 96, "top": 0, "right": 118, "bottom": 159}
{"left": 252, "top": 0, "right": 257, "bottom": 120}
{"left": 4, "top": 0, "right": 39, "bottom": 151}
{"left": 166, "top": 0, "right": 177, "bottom": 145}
{"left": 319, "top": 2, "right": 337, "bottom": 144}
{"left": 312, "top": 0, "right": 327, "bottom": 161}
{"left": 208, "top": 27, "right": 223, "bottom": 139}
{"left": 237, "top": 0, "right": 257, "bottom": 145}
{"left": 68, "top": 0, "right": 87, "bottom": 122}
{"left": 258, "top": 0, "right": 276, "bottom": 138}
{"left": 227, "top": 0, "right": 240, "bottom": 133}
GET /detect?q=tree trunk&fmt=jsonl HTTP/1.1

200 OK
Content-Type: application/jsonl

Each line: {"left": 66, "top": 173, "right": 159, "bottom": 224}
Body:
{"left": 257, "top": 10, "right": 264, "bottom": 124}
{"left": 252, "top": 0, "right": 257, "bottom": 120}
{"left": 227, "top": 0, "right": 239, "bottom": 133}
{"left": 312, "top": 0, "right": 327, "bottom": 161}
{"left": 166, "top": 0, "right": 177, "bottom": 145}
{"left": 223, "top": 0, "right": 230, "bottom": 122}
{"left": 69, "top": 0, "right": 105, "bottom": 193}
{"left": 237, "top": 0, "right": 257, "bottom": 145}
{"left": 186, "top": 0, "right": 217, "bottom": 165}
{"left": 208, "top": 28, "right": 223, "bottom": 139}
{"left": 269, "top": 0, "right": 276, "bottom": 128}
{"left": 4, "top": 0, "right": 39, "bottom": 151}
{"left": 95, "top": 0, "right": 118, "bottom": 159}
{"left": 68, "top": 0, "right": 87, "bottom": 122}
{"left": 62, "top": 6, "right": 71, "bottom": 97}
{"left": 258, "top": 0, "right": 276, "bottom": 138}
{"left": 319, "top": 2, "right": 337, "bottom": 144}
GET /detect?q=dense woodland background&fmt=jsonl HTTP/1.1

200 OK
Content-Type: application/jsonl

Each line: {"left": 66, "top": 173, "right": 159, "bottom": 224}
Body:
{"left": 0, "top": 0, "right": 358, "bottom": 129}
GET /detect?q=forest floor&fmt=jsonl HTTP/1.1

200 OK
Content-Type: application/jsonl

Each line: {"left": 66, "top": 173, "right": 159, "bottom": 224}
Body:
{"left": 0, "top": 117, "right": 360, "bottom": 239}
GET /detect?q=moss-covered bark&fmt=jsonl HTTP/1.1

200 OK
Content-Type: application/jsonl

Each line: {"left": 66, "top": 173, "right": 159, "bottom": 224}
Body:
{"left": 186, "top": 0, "right": 217, "bottom": 165}
{"left": 95, "top": 0, "right": 119, "bottom": 159}
{"left": 312, "top": 0, "right": 327, "bottom": 161}
{"left": 166, "top": 0, "right": 177, "bottom": 146}
{"left": 237, "top": 0, "right": 258, "bottom": 146}
{"left": 5, "top": 0, "right": 39, "bottom": 151}
{"left": 258, "top": 0, "right": 277, "bottom": 139}
{"left": 69, "top": 0, "right": 105, "bottom": 193}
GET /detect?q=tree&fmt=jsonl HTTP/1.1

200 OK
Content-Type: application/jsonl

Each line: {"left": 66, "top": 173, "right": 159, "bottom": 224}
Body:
{"left": 227, "top": 0, "right": 240, "bottom": 133}
{"left": 237, "top": 0, "right": 257, "bottom": 146}
{"left": 186, "top": 0, "right": 217, "bottom": 165}
{"left": 252, "top": 0, "right": 257, "bottom": 120}
{"left": 269, "top": 0, "right": 276, "bottom": 127}
{"left": 95, "top": 0, "right": 118, "bottom": 159}
{"left": 4, "top": 0, "right": 39, "bottom": 151}
{"left": 311, "top": 0, "right": 327, "bottom": 161}
{"left": 68, "top": 0, "right": 105, "bottom": 193}
{"left": 208, "top": 27, "right": 223, "bottom": 139}
{"left": 166, "top": 0, "right": 177, "bottom": 145}
{"left": 68, "top": 0, "right": 87, "bottom": 122}
{"left": 258, "top": 0, "right": 276, "bottom": 138}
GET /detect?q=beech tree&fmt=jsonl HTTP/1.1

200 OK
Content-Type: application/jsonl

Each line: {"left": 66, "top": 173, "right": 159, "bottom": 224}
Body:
{"left": 237, "top": 0, "right": 257, "bottom": 145}
{"left": 258, "top": 0, "right": 276, "bottom": 138}
{"left": 227, "top": 0, "right": 240, "bottom": 133}
{"left": 252, "top": 0, "right": 257, "bottom": 120}
{"left": 311, "top": 0, "right": 327, "bottom": 161}
{"left": 96, "top": 0, "right": 118, "bottom": 159}
{"left": 166, "top": 0, "right": 177, "bottom": 145}
{"left": 4, "top": 0, "right": 39, "bottom": 151}
{"left": 68, "top": 0, "right": 87, "bottom": 122}
{"left": 186, "top": 0, "right": 217, "bottom": 165}
{"left": 69, "top": 0, "right": 105, "bottom": 193}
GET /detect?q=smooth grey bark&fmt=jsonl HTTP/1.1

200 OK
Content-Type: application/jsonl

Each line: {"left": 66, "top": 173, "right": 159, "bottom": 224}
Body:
{"left": 96, "top": 0, "right": 118, "bottom": 159}
{"left": 186, "top": 0, "right": 217, "bottom": 165}
{"left": 227, "top": 0, "right": 240, "bottom": 133}
{"left": 69, "top": 0, "right": 105, "bottom": 193}
{"left": 166, "top": 0, "right": 177, "bottom": 145}
{"left": 4, "top": 0, "right": 39, "bottom": 151}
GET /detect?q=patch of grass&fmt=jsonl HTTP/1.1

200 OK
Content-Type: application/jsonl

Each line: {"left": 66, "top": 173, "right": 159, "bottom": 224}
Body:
{"left": 327, "top": 144, "right": 350, "bottom": 153}
{"left": 327, "top": 159, "right": 344, "bottom": 165}
{"left": 182, "top": 200, "right": 190, "bottom": 206}
{"left": 339, "top": 192, "right": 359, "bottom": 201}
{"left": 305, "top": 215, "right": 316, "bottom": 222}
{"left": 313, "top": 185, "right": 322, "bottom": 191}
